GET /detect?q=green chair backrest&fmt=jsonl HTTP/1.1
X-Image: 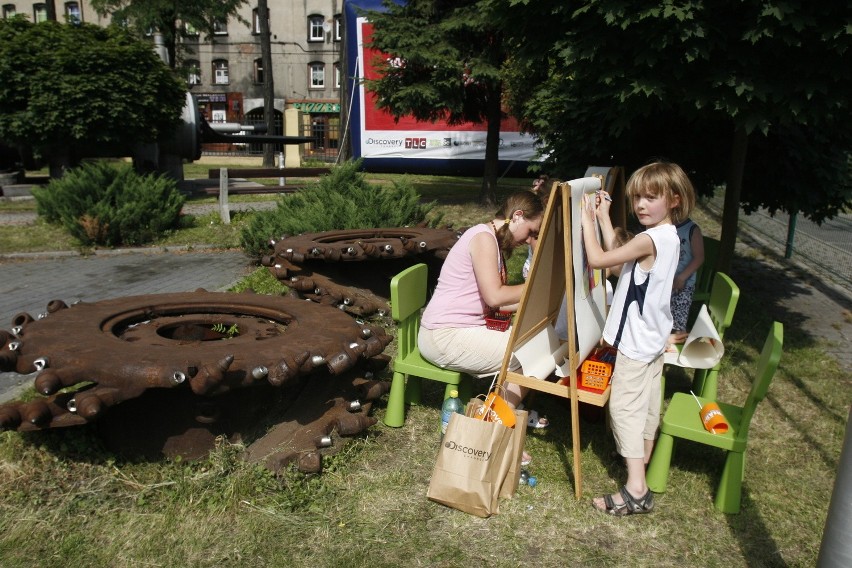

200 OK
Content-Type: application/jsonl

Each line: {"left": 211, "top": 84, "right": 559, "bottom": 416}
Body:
{"left": 736, "top": 321, "right": 784, "bottom": 442}
{"left": 390, "top": 263, "right": 429, "bottom": 358}
{"left": 707, "top": 272, "right": 740, "bottom": 340}
{"left": 694, "top": 237, "right": 720, "bottom": 298}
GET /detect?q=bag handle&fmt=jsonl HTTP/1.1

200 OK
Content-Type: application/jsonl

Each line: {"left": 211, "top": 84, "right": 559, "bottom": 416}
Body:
{"left": 472, "top": 374, "right": 517, "bottom": 428}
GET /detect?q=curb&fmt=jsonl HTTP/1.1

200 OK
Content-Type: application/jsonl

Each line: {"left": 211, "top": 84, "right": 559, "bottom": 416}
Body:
{"left": 0, "top": 243, "right": 241, "bottom": 261}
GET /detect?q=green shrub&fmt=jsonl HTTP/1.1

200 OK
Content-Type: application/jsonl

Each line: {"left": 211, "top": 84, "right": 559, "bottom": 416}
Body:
{"left": 240, "top": 159, "right": 434, "bottom": 258}
{"left": 32, "top": 161, "right": 185, "bottom": 246}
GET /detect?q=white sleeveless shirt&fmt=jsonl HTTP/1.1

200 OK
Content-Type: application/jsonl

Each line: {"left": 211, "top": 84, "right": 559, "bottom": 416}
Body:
{"left": 603, "top": 224, "right": 679, "bottom": 362}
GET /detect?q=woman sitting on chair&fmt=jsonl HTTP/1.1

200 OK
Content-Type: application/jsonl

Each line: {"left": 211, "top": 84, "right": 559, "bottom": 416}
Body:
{"left": 418, "top": 190, "right": 547, "bottom": 429}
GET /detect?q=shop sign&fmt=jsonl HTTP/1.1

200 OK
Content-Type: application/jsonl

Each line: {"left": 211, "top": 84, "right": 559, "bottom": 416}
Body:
{"left": 293, "top": 102, "right": 341, "bottom": 113}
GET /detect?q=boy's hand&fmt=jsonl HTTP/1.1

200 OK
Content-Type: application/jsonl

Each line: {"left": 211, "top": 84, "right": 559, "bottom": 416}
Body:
{"left": 595, "top": 190, "right": 612, "bottom": 219}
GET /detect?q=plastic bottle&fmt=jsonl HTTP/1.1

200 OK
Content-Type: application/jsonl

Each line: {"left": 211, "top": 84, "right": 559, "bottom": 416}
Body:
{"left": 440, "top": 390, "right": 464, "bottom": 437}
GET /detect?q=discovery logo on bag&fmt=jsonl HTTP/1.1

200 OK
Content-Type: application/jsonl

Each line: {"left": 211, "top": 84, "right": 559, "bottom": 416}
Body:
{"left": 444, "top": 440, "right": 492, "bottom": 462}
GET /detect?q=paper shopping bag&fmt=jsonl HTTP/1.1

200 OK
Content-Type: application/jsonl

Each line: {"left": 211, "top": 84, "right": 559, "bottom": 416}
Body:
{"left": 466, "top": 399, "right": 528, "bottom": 499}
{"left": 426, "top": 412, "right": 513, "bottom": 518}
{"left": 500, "top": 407, "right": 528, "bottom": 499}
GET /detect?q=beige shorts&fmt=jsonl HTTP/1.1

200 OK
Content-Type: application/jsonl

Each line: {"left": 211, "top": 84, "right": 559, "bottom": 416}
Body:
{"left": 608, "top": 351, "right": 663, "bottom": 459}
{"left": 418, "top": 326, "right": 513, "bottom": 376}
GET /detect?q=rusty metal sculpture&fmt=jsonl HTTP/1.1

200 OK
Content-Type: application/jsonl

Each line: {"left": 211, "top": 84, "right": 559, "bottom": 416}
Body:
{"left": 263, "top": 227, "right": 461, "bottom": 315}
{"left": 0, "top": 291, "right": 392, "bottom": 472}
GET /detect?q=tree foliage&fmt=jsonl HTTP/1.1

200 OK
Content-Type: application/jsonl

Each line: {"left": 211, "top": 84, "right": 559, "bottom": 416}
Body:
{"left": 491, "top": 0, "right": 851, "bottom": 268}
{"left": 365, "top": 0, "right": 508, "bottom": 205}
{"left": 90, "top": 0, "right": 248, "bottom": 70}
{"left": 0, "top": 17, "right": 186, "bottom": 173}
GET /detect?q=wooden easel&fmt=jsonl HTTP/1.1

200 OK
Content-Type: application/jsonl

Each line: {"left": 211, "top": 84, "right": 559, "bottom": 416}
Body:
{"left": 495, "top": 175, "right": 614, "bottom": 499}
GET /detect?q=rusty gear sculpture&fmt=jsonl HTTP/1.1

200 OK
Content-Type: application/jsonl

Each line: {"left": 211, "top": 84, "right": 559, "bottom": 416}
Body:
{"left": 263, "top": 227, "right": 461, "bottom": 315}
{"left": 0, "top": 291, "right": 391, "bottom": 435}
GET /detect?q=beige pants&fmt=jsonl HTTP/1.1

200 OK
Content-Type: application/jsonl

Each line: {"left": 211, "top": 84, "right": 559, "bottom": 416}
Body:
{"left": 608, "top": 351, "right": 663, "bottom": 459}
{"left": 418, "top": 326, "right": 513, "bottom": 376}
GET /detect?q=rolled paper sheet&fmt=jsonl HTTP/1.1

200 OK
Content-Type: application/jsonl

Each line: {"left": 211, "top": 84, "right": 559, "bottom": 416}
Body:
{"left": 512, "top": 323, "right": 570, "bottom": 380}
{"left": 664, "top": 304, "right": 725, "bottom": 369}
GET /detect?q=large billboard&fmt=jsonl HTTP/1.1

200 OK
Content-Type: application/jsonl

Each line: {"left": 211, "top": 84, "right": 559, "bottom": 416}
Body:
{"left": 342, "top": 0, "right": 538, "bottom": 174}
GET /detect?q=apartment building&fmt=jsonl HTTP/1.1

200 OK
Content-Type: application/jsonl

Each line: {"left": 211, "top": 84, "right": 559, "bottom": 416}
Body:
{"left": 2, "top": 1, "right": 344, "bottom": 160}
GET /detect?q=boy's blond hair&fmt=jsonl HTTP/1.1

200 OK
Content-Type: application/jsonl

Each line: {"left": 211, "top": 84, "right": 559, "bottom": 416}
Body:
{"left": 626, "top": 161, "right": 695, "bottom": 225}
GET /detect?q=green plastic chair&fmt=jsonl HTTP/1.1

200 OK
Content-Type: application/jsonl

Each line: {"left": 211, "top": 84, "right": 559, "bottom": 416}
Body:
{"left": 692, "top": 236, "right": 720, "bottom": 306}
{"left": 647, "top": 321, "right": 783, "bottom": 514}
{"left": 384, "top": 263, "right": 472, "bottom": 427}
{"left": 663, "top": 272, "right": 740, "bottom": 402}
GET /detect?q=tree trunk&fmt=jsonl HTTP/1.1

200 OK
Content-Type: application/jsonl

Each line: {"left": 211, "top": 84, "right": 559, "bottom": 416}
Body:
{"left": 259, "top": 0, "right": 276, "bottom": 168}
{"left": 717, "top": 126, "right": 749, "bottom": 274}
{"left": 48, "top": 149, "right": 72, "bottom": 179}
{"left": 479, "top": 83, "right": 502, "bottom": 207}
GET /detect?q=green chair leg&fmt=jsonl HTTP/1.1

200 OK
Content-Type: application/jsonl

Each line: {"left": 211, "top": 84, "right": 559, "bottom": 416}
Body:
{"left": 698, "top": 367, "right": 719, "bottom": 400}
{"left": 384, "top": 371, "right": 407, "bottom": 427}
{"left": 715, "top": 450, "right": 745, "bottom": 514}
{"left": 457, "top": 376, "right": 473, "bottom": 406}
{"left": 405, "top": 375, "right": 423, "bottom": 405}
{"left": 647, "top": 433, "right": 675, "bottom": 493}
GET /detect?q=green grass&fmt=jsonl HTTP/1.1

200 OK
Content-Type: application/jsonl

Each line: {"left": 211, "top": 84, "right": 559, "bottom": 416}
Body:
{"left": 0, "top": 166, "right": 848, "bottom": 567}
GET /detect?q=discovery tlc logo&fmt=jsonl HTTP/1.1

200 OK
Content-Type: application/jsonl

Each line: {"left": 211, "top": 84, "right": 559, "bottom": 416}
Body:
{"left": 405, "top": 137, "right": 427, "bottom": 149}
{"left": 365, "top": 138, "right": 403, "bottom": 147}
{"left": 443, "top": 440, "right": 493, "bottom": 462}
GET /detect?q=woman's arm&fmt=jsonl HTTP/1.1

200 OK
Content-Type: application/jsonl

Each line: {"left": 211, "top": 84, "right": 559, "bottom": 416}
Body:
{"left": 469, "top": 232, "right": 525, "bottom": 308}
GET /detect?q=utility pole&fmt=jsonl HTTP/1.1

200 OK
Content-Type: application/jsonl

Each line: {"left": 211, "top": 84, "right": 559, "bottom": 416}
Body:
{"left": 258, "top": 0, "right": 276, "bottom": 167}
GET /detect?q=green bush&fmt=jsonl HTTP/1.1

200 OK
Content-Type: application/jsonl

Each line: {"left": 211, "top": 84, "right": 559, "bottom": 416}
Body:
{"left": 240, "top": 159, "right": 434, "bottom": 258}
{"left": 32, "top": 161, "right": 185, "bottom": 246}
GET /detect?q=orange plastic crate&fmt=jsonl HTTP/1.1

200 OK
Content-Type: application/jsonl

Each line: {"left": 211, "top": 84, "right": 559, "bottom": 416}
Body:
{"left": 579, "top": 347, "right": 616, "bottom": 391}
{"left": 580, "top": 372, "right": 610, "bottom": 391}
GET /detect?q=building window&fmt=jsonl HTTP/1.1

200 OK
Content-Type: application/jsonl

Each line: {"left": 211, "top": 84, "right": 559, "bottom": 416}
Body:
{"left": 334, "top": 61, "right": 341, "bottom": 89}
{"left": 308, "top": 14, "right": 324, "bottom": 42}
{"left": 213, "top": 19, "right": 227, "bottom": 35}
{"left": 213, "top": 59, "right": 229, "bottom": 85}
{"left": 334, "top": 14, "right": 342, "bottom": 42}
{"left": 253, "top": 58, "right": 263, "bottom": 84}
{"left": 2, "top": 4, "right": 16, "bottom": 19}
{"left": 33, "top": 3, "right": 47, "bottom": 22}
{"left": 252, "top": 8, "right": 269, "bottom": 35}
{"left": 184, "top": 21, "right": 200, "bottom": 37}
{"left": 309, "top": 62, "right": 325, "bottom": 89}
{"left": 64, "top": 1, "right": 80, "bottom": 23}
{"left": 186, "top": 60, "right": 201, "bottom": 86}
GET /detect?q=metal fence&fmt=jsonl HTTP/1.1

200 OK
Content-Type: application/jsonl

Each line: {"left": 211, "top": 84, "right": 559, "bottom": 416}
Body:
{"left": 705, "top": 194, "right": 852, "bottom": 294}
